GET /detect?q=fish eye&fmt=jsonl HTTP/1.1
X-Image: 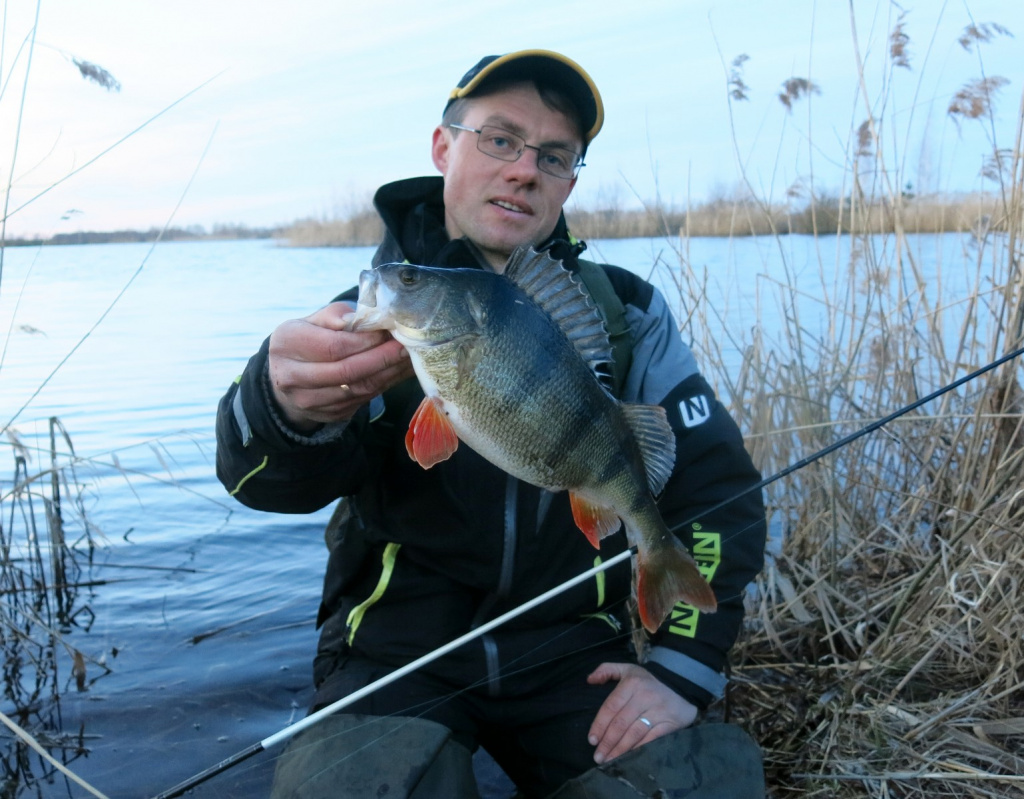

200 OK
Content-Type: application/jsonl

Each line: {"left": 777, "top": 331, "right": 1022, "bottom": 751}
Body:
{"left": 398, "top": 267, "right": 419, "bottom": 286}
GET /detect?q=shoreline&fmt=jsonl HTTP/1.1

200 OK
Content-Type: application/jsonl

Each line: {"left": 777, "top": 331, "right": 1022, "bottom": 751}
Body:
{"left": 3, "top": 193, "right": 1006, "bottom": 248}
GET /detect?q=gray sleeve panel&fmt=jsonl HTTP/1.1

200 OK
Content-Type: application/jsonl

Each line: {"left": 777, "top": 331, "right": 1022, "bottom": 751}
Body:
{"left": 232, "top": 385, "right": 253, "bottom": 446}
{"left": 368, "top": 394, "right": 386, "bottom": 422}
{"left": 621, "top": 286, "right": 699, "bottom": 405}
{"left": 648, "top": 646, "right": 728, "bottom": 699}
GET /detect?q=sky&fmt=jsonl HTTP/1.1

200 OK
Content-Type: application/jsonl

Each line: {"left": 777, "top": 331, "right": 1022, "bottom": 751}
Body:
{"left": 1, "top": 0, "right": 1021, "bottom": 237}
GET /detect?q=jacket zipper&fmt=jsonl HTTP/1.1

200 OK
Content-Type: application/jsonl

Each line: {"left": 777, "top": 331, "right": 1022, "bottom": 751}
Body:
{"left": 475, "top": 474, "right": 518, "bottom": 696}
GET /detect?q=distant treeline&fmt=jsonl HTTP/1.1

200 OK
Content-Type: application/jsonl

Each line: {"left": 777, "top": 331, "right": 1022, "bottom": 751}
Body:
{"left": 284, "top": 192, "right": 1006, "bottom": 247}
{"left": 568, "top": 192, "right": 1005, "bottom": 240}
{"left": 3, "top": 223, "right": 283, "bottom": 247}
{"left": 4, "top": 193, "right": 1005, "bottom": 248}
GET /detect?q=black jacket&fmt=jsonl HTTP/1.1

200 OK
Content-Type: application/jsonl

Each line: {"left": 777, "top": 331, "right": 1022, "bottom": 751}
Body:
{"left": 215, "top": 176, "right": 766, "bottom": 709}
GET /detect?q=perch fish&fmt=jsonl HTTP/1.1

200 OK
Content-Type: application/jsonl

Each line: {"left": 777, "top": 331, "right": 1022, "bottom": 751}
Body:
{"left": 347, "top": 246, "right": 716, "bottom": 632}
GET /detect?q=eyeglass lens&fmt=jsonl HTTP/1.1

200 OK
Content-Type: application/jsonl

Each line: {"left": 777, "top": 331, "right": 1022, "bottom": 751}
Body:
{"left": 474, "top": 126, "right": 581, "bottom": 179}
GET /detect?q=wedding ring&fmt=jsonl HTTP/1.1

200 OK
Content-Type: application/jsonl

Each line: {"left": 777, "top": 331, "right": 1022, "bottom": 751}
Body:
{"left": 639, "top": 717, "right": 652, "bottom": 728}
{"left": 339, "top": 384, "right": 351, "bottom": 392}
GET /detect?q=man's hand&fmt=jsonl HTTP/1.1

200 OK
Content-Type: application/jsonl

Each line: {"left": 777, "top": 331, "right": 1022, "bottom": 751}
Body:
{"left": 268, "top": 302, "right": 414, "bottom": 430}
{"left": 587, "top": 663, "right": 698, "bottom": 764}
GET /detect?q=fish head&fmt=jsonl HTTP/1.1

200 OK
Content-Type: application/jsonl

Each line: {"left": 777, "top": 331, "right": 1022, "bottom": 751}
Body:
{"left": 347, "top": 263, "right": 490, "bottom": 346}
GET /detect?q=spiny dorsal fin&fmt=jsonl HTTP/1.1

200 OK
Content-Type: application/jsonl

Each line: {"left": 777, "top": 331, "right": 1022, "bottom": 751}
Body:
{"left": 621, "top": 404, "right": 676, "bottom": 496}
{"left": 503, "top": 246, "right": 613, "bottom": 383}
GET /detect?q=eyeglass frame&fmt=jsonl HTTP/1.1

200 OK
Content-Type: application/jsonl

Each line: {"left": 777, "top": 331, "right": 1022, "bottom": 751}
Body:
{"left": 446, "top": 123, "right": 585, "bottom": 180}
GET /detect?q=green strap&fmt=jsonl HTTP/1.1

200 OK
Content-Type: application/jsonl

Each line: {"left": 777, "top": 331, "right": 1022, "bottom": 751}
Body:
{"left": 346, "top": 542, "right": 402, "bottom": 644}
{"left": 575, "top": 258, "right": 632, "bottom": 398}
{"left": 229, "top": 455, "right": 268, "bottom": 497}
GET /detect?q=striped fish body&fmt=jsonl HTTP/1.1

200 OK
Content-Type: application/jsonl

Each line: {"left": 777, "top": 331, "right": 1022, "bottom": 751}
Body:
{"left": 348, "top": 247, "right": 715, "bottom": 632}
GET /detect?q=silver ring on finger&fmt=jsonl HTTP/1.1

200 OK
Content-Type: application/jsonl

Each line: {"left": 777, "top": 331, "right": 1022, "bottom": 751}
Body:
{"left": 638, "top": 717, "right": 652, "bottom": 728}
{"left": 338, "top": 384, "right": 351, "bottom": 392}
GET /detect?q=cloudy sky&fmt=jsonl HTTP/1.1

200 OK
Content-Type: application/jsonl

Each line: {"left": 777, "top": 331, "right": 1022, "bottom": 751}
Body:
{"left": 2, "top": 0, "right": 1020, "bottom": 237}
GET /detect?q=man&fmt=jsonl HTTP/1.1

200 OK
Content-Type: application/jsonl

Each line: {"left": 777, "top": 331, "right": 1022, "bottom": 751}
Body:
{"left": 216, "top": 50, "right": 766, "bottom": 798}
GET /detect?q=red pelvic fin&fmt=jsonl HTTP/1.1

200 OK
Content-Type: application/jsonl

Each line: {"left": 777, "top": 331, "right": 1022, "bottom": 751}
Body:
{"left": 569, "top": 492, "right": 622, "bottom": 549}
{"left": 635, "top": 545, "right": 717, "bottom": 634}
{"left": 406, "top": 396, "right": 458, "bottom": 469}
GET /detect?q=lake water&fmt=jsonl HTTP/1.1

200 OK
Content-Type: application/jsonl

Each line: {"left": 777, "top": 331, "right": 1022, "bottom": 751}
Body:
{"left": 0, "top": 232, "right": 997, "bottom": 797}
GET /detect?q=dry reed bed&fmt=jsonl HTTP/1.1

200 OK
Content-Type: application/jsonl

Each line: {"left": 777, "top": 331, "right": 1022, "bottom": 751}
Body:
{"left": 570, "top": 194, "right": 1008, "bottom": 240}
{"left": 285, "top": 209, "right": 385, "bottom": 247}
{"left": 671, "top": 17, "right": 1024, "bottom": 793}
{"left": 677, "top": 194, "right": 1007, "bottom": 239}
{"left": 677, "top": 154, "right": 1024, "bottom": 795}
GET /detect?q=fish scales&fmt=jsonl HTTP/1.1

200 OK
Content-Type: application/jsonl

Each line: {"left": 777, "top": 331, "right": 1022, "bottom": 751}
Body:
{"left": 422, "top": 283, "right": 613, "bottom": 487}
{"left": 348, "top": 246, "right": 717, "bottom": 633}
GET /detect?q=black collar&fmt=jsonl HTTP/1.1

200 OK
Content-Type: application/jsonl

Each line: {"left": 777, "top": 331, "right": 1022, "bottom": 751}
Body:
{"left": 372, "top": 176, "right": 587, "bottom": 270}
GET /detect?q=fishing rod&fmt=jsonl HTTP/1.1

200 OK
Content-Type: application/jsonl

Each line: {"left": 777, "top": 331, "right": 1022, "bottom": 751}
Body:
{"left": 683, "top": 342, "right": 1024, "bottom": 536}
{"left": 151, "top": 343, "right": 1024, "bottom": 799}
{"left": 151, "top": 549, "right": 634, "bottom": 799}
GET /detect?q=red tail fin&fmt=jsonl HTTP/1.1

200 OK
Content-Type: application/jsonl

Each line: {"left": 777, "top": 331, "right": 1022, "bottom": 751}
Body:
{"left": 635, "top": 542, "right": 717, "bottom": 633}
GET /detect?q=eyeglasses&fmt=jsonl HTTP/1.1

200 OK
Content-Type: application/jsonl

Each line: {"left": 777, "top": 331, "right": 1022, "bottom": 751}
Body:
{"left": 447, "top": 123, "right": 584, "bottom": 180}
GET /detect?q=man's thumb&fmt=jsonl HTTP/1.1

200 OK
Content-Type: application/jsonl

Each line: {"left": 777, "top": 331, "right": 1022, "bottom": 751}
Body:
{"left": 586, "top": 662, "right": 624, "bottom": 685}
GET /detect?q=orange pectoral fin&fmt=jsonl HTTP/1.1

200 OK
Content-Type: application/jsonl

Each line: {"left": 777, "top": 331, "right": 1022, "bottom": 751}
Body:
{"left": 569, "top": 492, "right": 622, "bottom": 549}
{"left": 406, "top": 396, "right": 458, "bottom": 469}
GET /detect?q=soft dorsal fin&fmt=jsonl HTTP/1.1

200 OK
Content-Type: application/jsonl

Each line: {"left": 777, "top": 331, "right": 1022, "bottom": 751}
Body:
{"left": 503, "top": 246, "right": 613, "bottom": 383}
{"left": 621, "top": 404, "right": 676, "bottom": 496}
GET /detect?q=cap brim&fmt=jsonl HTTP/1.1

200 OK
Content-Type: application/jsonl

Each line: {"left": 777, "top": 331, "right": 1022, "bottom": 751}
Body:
{"left": 448, "top": 49, "right": 604, "bottom": 144}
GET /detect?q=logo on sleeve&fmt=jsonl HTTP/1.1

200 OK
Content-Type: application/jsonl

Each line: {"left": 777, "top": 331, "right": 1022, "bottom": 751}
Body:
{"left": 678, "top": 394, "right": 712, "bottom": 428}
{"left": 668, "top": 530, "right": 721, "bottom": 638}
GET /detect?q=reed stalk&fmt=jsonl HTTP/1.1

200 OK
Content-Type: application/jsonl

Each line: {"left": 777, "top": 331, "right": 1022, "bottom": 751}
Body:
{"left": 0, "top": 422, "right": 100, "bottom": 793}
{"left": 664, "top": 12, "right": 1024, "bottom": 798}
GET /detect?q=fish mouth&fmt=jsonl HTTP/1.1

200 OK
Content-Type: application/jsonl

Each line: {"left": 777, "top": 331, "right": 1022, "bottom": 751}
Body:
{"left": 356, "top": 269, "right": 378, "bottom": 308}
{"left": 348, "top": 306, "right": 389, "bottom": 331}
{"left": 347, "top": 269, "right": 388, "bottom": 331}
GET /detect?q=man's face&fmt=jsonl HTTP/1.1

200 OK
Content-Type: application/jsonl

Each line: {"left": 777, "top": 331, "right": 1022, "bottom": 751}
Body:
{"left": 431, "top": 84, "right": 581, "bottom": 270}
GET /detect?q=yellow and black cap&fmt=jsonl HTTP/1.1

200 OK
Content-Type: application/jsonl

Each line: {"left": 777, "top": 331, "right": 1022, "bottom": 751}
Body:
{"left": 445, "top": 49, "right": 604, "bottom": 145}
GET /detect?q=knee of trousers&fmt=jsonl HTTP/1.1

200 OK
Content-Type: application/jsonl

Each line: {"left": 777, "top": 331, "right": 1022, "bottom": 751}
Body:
{"left": 546, "top": 723, "right": 764, "bottom": 799}
{"left": 270, "top": 713, "right": 480, "bottom": 799}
